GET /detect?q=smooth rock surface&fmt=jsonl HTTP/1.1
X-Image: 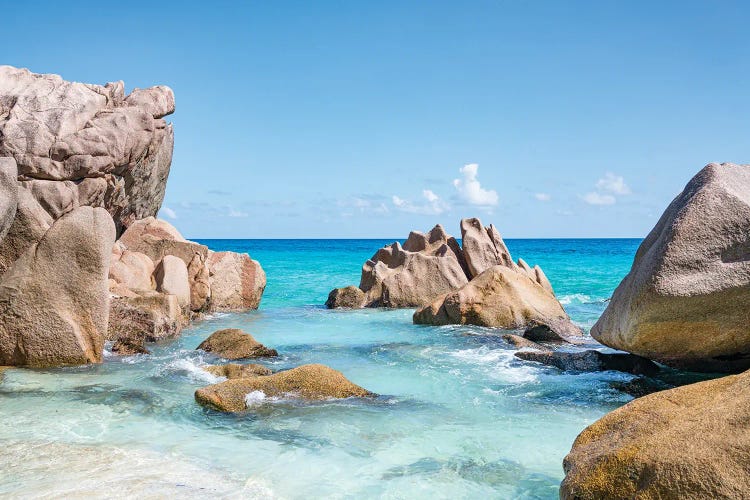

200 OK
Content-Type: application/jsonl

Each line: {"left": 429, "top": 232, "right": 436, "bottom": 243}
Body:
{"left": 109, "top": 250, "right": 155, "bottom": 291}
{"left": 207, "top": 252, "right": 266, "bottom": 311}
{"left": 0, "top": 66, "right": 174, "bottom": 234}
{"left": 561, "top": 369, "right": 750, "bottom": 499}
{"left": 195, "top": 364, "right": 375, "bottom": 412}
{"left": 0, "top": 207, "right": 115, "bottom": 366}
{"left": 325, "top": 285, "right": 366, "bottom": 308}
{"left": 414, "top": 265, "right": 582, "bottom": 342}
{"left": 154, "top": 255, "right": 190, "bottom": 308}
{"left": 592, "top": 163, "right": 750, "bottom": 372}
{"left": 515, "top": 349, "right": 660, "bottom": 375}
{"left": 107, "top": 290, "right": 184, "bottom": 343}
{"left": 196, "top": 329, "right": 277, "bottom": 360}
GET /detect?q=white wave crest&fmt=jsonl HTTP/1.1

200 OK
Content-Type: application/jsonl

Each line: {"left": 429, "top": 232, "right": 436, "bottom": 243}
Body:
{"left": 451, "top": 346, "right": 538, "bottom": 383}
{"left": 244, "top": 390, "right": 268, "bottom": 407}
{"left": 559, "top": 293, "right": 591, "bottom": 305}
{"left": 160, "top": 358, "right": 225, "bottom": 384}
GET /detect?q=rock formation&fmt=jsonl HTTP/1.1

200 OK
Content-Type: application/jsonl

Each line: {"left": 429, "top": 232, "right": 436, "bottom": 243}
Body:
{"left": 560, "top": 368, "right": 750, "bottom": 499}
{"left": 413, "top": 264, "right": 582, "bottom": 342}
{"left": 0, "top": 157, "right": 17, "bottom": 243}
{"left": 0, "top": 207, "right": 115, "bottom": 366}
{"left": 203, "top": 363, "right": 272, "bottom": 379}
{"left": 515, "top": 349, "right": 659, "bottom": 375}
{"left": 327, "top": 218, "right": 559, "bottom": 312}
{"left": 195, "top": 364, "right": 375, "bottom": 412}
{"left": 196, "top": 329, "right": 277, "bottom": 360}
{"left": 592, "top": 163, "right": 750, "bottom": 372}
{"left": 0, "top": 66, "right": 174, "bottom": 237}
{"left": 207, "top": 251, "right": 266, "bottom": 311}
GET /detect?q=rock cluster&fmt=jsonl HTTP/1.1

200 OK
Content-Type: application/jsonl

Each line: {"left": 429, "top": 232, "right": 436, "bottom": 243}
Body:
{"left": 592, "top": 163, "right": 750, "bottom": 373}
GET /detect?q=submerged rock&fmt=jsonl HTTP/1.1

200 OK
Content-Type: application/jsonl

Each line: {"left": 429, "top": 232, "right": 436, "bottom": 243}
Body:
{"left": 203, "top": 363, "right": 272, "bottom": 379}
{"left": 0, "top": 66, "right": 174, "bottom": 236}
{"left": 195, "top": 364, "right": 375, "bottom": 412}
{"left": 561, "top": 369, "right": 750, "bottom": 499}
{"left": 326, "top": 285, "right": 366, "bottom": 308}
{"left": 0, "top": 207, "right": 115, "bottom": 366}
{"left": 414, "top": 265, "right": 582, "bottom": 342}
{"left": 608, "top": 377, "right": 670, "bottom": 398}
{"left": 592, "top": 163, "right": 750, "bottom": 373}
{"left": 501, "top": 334, "right": 550, "bottom": 351}
{"left": 515, "top": 349, "right": 660, "bottom": 375}
{"left": 196, "top": 329, "right": 277, "bottom": 360}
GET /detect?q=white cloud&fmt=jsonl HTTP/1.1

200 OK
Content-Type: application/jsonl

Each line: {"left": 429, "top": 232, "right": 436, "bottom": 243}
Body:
{"left": 596, "top": 172, "right": 631, "bottom": 195}
{"left": 392, "top": 189, "right": 449, "bottom": 215}
{"left": 453, "top": 163, "right": 498, "bottom": 206}
{"left": 228, "top": 209, "right": 249, "bottom": 217}
{"left": 534, "top": 193, "right": 551, "bottom": 202}
{"left": 160, "top": 206, "right": 177, "bottom": 219}
{"left": 582, "top": 192, "right": 616, "bottom": 205}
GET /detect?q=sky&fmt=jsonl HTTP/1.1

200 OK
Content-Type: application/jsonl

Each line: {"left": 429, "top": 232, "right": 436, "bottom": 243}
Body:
{"left": 4, "top": 1, "right": 749, "bottom": 238}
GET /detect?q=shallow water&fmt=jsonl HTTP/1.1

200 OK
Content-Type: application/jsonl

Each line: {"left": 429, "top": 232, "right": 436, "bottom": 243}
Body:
{"left": 0, "top": 238, "right": 691, "bottom": 498}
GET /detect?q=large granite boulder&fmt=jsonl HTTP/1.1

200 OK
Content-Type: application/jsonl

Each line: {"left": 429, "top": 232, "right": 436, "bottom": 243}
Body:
{"left": 0, "top": 188, "right": 53, "bottom": 275}
{"left": 325, "top": 285, "right": 366, "bottom": 308}
{"left": 592, "top": 163, "right": 750, "bottom": 372}
{"left": 196, "top": 329, "right": 277, "bottom": 360}
{"left": 414, "top": 265, "right": 582, "bottom": 342}
{"left": 154, "top": 255, "right": 190, "bottom": 309}
{"left": 0, "top": 157, "right": 17, "bottom": 243}
{"left": 109, "top": 249, "right": 155, "bottom": 291}
{"left": 207, "top": 251, "right": 266, "bottom": 311}
{"left": 460, "top": 217, "right": 515, "bottom": 277}
{"left": 195, "top": 364, "right": 375, "bottom": 412}
{"left": 0, "top": 206, "right": 115, "bottom": 366}
{"left": 357, "top": 224, "right": 469, "bottom": 307}
{"left": 0, "top": 66, "right": 174, "bottom": 236}
{"left": 515, "top": 349, "right": 660, "bottom": 375}
{"left": 560, "top": 369, "right": 750, "bottom": 499}
{"left": 107, "top": 289, "right": 184, "bottom": 344}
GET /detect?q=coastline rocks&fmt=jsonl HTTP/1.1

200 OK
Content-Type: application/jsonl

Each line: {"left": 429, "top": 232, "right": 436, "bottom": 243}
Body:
{"left": 358, "top": 224, "right": 469, "bottom": 307}
{"left": 195, "top": 364, "right": 375, "bottom": 412}
{"left": 0, "top": 207, "right": 115, "bottom": 366}
{"left": 107, "top": 290, "right": 184, "bottom": 344}
{"left": 111, "top": 336, "right": 150, "bottom": 356}
{"left": 592, "top": 163, "right": 750, "bottom": 373}
{"left": 501, "top": 334, "right": 549, "bottom": 351}
{"left": 207, "top": 251, "right": 266, "bottom": 311}
{"left": 460, "top": 218, "right": 514, "bottom": 277}
{"left": 203, "top": 363, "right": 272, "bottom": 380}
{"left": 196, "top": 329, "right": 277, "bottom": 360}
{"left": 326, "top": 286, "right": 366, "bottom": 309}
{"left": 0, "top": 66, "right": 175, "bottom": 235}
{"left": 560, "top": 369, "right": 750, "bottom": 499}
{"left": 515, "top": 349, "right": 660, "bottom": 375}
{"left": 0, "top": 188, "right": 53, "bottom": 275}
{"left": 109, "top": 250, "right": 155, "bottom": 291}
{"left": 414, "top": 265, "right": 582, "bottom": 342}
{"left": 155, "top": 255, "right": 190, "bottom": 309}
{"left": 0, "top": 157, "right": 17, "bottom": 243}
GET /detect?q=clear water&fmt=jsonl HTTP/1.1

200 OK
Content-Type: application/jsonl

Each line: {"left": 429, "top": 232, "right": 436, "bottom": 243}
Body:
{"left": 0, "top": 239, "right": 694, "bottom": 498}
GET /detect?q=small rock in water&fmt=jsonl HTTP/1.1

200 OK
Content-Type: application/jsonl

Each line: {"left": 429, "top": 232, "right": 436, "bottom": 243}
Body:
{"left": 325, "top": 286, "right": 365, "bottom": 309}
{"left": 515, "top": 349, "right": 660, "bottom": 375}
{"left": 196, "top": 329, "right": 278, "bottom": 360}
{"left": 203, "top": 363, "right": 271, "bottom": 379}
{"left": 501, "top": 334, "right": 550, "bottom": 351}
{"left": 111, "top": 337, "right": 151, "bottom": 356}
{"left": 195, "top": 363, "right": 375, "bottom": 412}
{"left": 609, "top": 377, "right": 671, "bottom": 398}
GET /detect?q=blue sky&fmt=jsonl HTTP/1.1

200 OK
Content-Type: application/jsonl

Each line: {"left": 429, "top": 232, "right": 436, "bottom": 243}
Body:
{"left": 5, "top": 1, "right": 749, "bottom": 238}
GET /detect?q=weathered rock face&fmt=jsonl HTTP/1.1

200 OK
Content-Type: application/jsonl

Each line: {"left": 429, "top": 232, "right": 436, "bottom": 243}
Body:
{"left": 502, "top": 334, "right": 549, "bottom": 351}
{"left": 0, "top": 66, "right": 174, "bottom": 236}
{"left": 194, "top": 364, "right": 375, "bottom": 412}
{"left": 326, "top": 286, "right": 366, "bottom": 309}
{"left": 196, "top": 329, "right": 277, "bottom": 360}
{"left": 111, "top": 336, "right": 150, "bottom": 356}
{"left": 0, "top": 206, "right": 115, "bottom": 366}
{"left": 414, "top": 265, "right": 582, "bottom": 342}
{"left": 0, "top": 157, "right": 17, "bottom": 243}
{"left": 207, "top": 251, "right": 266, "bottom": 311}
{"left": 460, "top": 218, "right": 514, "bottom": 277}
{"left": 592, "top": 163, "right": 750, "bottom": 372}
{"left": 561, "top": 369, "right": 750, "bottom": 499}
{"left": 515, "top": 349, "right": 660, "bottom": 375}
{"left": 109, "top": 249, "right": 155, "bottom": 291}
{"left": 203, "top": 363, "right": 272, "bottom": 379}
{"left": 358, "top": 224, "right": 470, "bottom": 307}
{"left": 107, "top": 289, "right": 184, "bottom": 343}
{"left": 0, "top": 187, "right": 53, "bottom": 275}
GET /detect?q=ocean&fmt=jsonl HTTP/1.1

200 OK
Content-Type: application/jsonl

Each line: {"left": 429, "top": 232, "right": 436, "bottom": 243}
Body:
{"left": 0, "top": 238, "right": 702, "bottom": 498}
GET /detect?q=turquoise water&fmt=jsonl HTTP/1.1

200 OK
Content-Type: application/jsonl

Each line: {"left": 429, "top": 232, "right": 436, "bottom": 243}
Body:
{"left": 0, "top": 238, "right": 669, "bottom": 498}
